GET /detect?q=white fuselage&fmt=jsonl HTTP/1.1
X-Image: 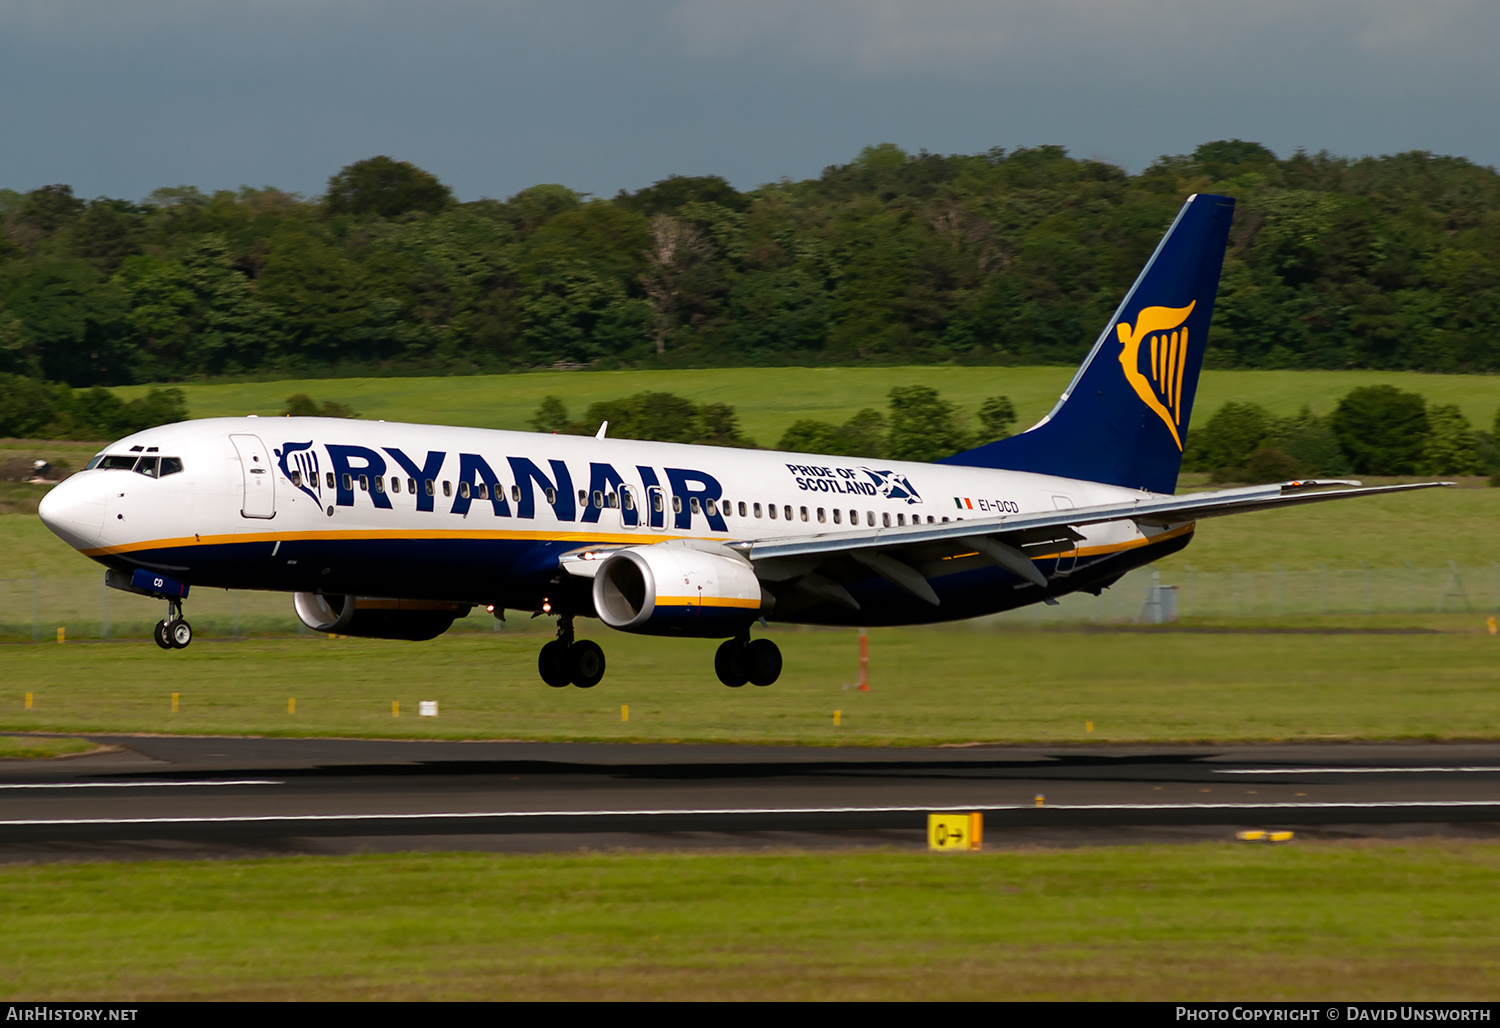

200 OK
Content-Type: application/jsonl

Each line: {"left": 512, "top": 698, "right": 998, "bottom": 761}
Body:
{"left": 39, "top": 416, "right": 1184, "bottom": 626}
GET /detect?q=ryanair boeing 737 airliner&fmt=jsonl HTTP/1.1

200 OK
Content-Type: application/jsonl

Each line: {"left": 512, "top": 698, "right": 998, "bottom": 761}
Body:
{"left": 37, "top": 194, "right": 1446, "bottom": 688}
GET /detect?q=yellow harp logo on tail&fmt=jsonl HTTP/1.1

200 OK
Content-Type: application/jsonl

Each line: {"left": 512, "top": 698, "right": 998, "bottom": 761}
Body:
{"left": 1116, "top": 301, "right": 1196, "bottom": 450}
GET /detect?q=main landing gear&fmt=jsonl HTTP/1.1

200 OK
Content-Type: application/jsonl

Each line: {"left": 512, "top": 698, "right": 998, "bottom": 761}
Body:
{"left": 537, "top": 616, "right": 606, "bottom": 689}
{"left": 532, "top": 614, "right": 781, "bottom": 690}
{"left": 714, "top": 634, "right": 782, "bottom": 688}
{"left": 153, "top": 599, "right": 193, "bottom": 651}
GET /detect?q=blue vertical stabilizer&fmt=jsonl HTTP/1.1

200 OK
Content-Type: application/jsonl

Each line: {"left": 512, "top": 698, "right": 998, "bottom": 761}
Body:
{"left": 940, "top": 193, "right": 1235, "bottom": 494}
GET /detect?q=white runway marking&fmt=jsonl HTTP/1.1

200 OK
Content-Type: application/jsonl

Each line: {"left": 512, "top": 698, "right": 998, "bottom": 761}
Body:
{"left": 1215, "top": 767, "right": 1500, "bottom": 775}
{"left": 0, "top": 780, "right": 280, "bottom": 790}
{"left": 4, "top": 798, "right": 1500, "bottom": 828}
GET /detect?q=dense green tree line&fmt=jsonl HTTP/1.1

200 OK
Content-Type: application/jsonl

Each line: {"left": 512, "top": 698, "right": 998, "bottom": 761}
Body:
{"left": 3, "top": 142, "right": 1499, "bottom": 388}
{"left": 0, "top": 373, "right": 186, "bottom": 439}
{"left": 1184, "top": 384, "right": 1498, "bottom": 480}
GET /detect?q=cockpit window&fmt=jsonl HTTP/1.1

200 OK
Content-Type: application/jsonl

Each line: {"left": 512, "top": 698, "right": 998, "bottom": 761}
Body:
{"left": 85, "top": 455, "right": 104, "bottom": 470}
{"left": 92, "top": 454, "right": 183, "bottom": 475}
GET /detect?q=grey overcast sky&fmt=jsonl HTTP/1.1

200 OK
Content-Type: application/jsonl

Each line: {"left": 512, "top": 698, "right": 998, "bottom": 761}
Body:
{"left": 2, "top": 0, "right": 1497, "bottom": 202}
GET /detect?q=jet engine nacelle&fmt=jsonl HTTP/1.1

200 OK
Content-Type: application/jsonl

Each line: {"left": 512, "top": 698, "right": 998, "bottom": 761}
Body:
{"left": 292, "top": 592, "right": 471, "bottom": 641}
{"left": 592, "top": 543, "right": 772, "bottom": 637}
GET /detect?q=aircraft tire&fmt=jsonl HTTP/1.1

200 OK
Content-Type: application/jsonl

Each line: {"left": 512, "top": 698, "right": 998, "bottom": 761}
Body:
{"left": 538, "top": 640, "right": 572, "bottom": 688}
{"left": 153, "top": 620, "right": 173, "bottom": 650}
{"left": 745, "top": 639, "right": 782, "bottom": 687}
{"left": 570, "top": 640, "right": 606, "bottom": 689}
{"left": 714, "top": 640, "right": 749, "bottom": 687}
{"left": 168, "top": 620, "right": 193, "bottom": 649}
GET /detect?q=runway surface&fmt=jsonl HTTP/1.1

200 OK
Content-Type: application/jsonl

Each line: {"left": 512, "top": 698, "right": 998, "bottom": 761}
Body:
{"left": 3, "top": 734, "right": 1499, "bottom": 860}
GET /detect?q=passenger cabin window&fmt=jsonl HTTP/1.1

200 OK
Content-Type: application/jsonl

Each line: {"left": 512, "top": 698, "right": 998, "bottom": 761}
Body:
{"left": 476, "top": 483, "right": 488, "bottom": 500}
{"left": 359, "top": 475, "right": 369, "bottom": 492}
{"left": 768, "top": 504, "right": 777, "bottom": 520}
{"left": 897, "top": 513, "right": 904, "bottom": 526}
{"left": 849, "top": 509, "right": 858, "bottom": 524}
{"left": 390, "top": 478, "right": 400, "bottom": 494}
{"left": 512, "top": 485, "right": 521, "bottom": 503}
{"left": 817, "top": 508, "right": 826, "bottom": 523}
{"left": 800, "top": 506, "right": 809, "bottom": 522}
{"left": 622, "top": 490, "right": 635, "bottom": 511}
{"left": 545, "top": 487, "right": 557, "bottom": 505}
{"left": 374, "top": 476, "right": 386, "bottom": 494}
{"left": 652, "top": 493, "right": 664, "bottom": 514}
{"left": 705, "top": 499, "right": 717, "bottom": 516}
{"left": 592, "top": 490, "right": 603, "bottom": 509}
{"left": 738, "top": 501, "right": 747, "bottom": 517}
{"left": 342, "top": 474, "right": 353, "bottom": 492}
{"left": 784, "top": 505, "right": 793, "bottom": 521}
{"left": 833, "top": 509, "right": 842, "bottom": 524}
{"left": 459, "top": 481, "right": 471, "bottom": 499}
{"left": 408, "top": 477, "right": 416, "bottom": 494}
{"left": 289, "top": 470, "right": 302, "bottom": 488}
{"left": 578, "top": 489, "right": 588, "bottom": 504}
{"left": 327, "top": 472, "right": 336, "bottom": 490}
{"left": 753, "top": 503, "right": 762, "bottom": 518}
{"left": 442, "top": 481, "right": 452, "bottom": 497}
{"left": 425, "top": 479, "right": 435, "bottom": 496}
{"left": 691, "top": 497, "right": 701, "bottom": 514}
{"left": 672, "top": 496, "right": 683, "bottom": 514}
{"left": 882, "top": 512, "right": 891, "bottom": 528}
{"left": 867, "top": 511, "right": 875, "bottom": 526}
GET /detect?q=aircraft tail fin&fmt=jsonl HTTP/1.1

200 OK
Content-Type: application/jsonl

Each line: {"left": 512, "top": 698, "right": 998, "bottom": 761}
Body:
{"left": 940, "top": 193, "right": 1235, "bottom": 494}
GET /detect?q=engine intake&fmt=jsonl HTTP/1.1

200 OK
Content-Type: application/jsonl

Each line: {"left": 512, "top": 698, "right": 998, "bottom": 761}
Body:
{"left": 293, "top": 592, "right": 470, "bottom": 641}
{"left": 593, "top": 544, "right": 771, "bottom": 637}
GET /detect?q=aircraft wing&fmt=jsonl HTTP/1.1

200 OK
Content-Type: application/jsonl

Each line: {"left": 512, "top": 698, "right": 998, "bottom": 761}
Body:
{"left": 721, "top": 479, "right": 1450, "bottom": 606}
{"left": 560, "top": 480, "right": 1449, "bottom": 607}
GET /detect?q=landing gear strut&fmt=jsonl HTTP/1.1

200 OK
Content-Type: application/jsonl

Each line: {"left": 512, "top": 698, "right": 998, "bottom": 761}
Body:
{"left": 715, "top": 634, "right": 781, "bottom": 688}
{"left": 153, "top": 599, "right": 192, "bottom": 651}
{"left": 537, "top": 615, "right": 606, "bottom": 689}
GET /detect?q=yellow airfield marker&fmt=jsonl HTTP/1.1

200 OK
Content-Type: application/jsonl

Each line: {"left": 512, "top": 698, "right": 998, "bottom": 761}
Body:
{"left": 833, "top": 709, "right": 842, "bottom": 726}
{"left": 1489, "top": 616, "right": 1497, "bottom": 635}
{"left": 1236, "top": 830, "right": 1266, "bottom": 841}
{"left": 928, "top": 812, "right": 983, "bottom": 851}
{"left": 1086, "top": 720, "right": 1094, "bottom": 733}
{"left": 392, "top": 701, "right": 399, "bottom": 718}
{"left": 621, "top": 704, "right": 629, "bottom": 722}
{"left": 1034, "top": 794, "right": 1045, "bottom": 808}
{"left": 288, "top": 698, "right": 296, "bottom": 714}
{"left": 171, "top": 692, "right": 179, "bottom": 713}
{"left": 24, "top": 692, "right": 33, "bottom": 710}
{"left": 56, "top": 628, "right": 64, "bottom": 644}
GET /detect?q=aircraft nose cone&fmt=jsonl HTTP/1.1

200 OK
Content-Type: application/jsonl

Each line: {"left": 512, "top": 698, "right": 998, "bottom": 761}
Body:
{"left": 38, "top": 475, "right": 106, "bottom": 549}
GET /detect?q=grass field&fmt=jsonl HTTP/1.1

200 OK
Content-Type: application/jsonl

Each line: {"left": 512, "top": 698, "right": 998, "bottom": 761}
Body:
{"left": 5, "top": 624, "right": 1499, "bottom": 744}
{"left": 111, "top": 367, "right": 1500, "bottom": 444}
{"left": 2, "top": 843, "right": 1496, "bottom": 1000}
{"left": 0, "top": 735, "right": 96, "bottom": 760}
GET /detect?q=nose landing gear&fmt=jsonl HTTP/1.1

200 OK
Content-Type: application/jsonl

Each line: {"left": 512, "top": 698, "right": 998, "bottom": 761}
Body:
{"left": 537, "top": 616, "right": 606, "bottom": 689}
{"left": 153, "top": 600, "right": 193, "bottom": 650}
